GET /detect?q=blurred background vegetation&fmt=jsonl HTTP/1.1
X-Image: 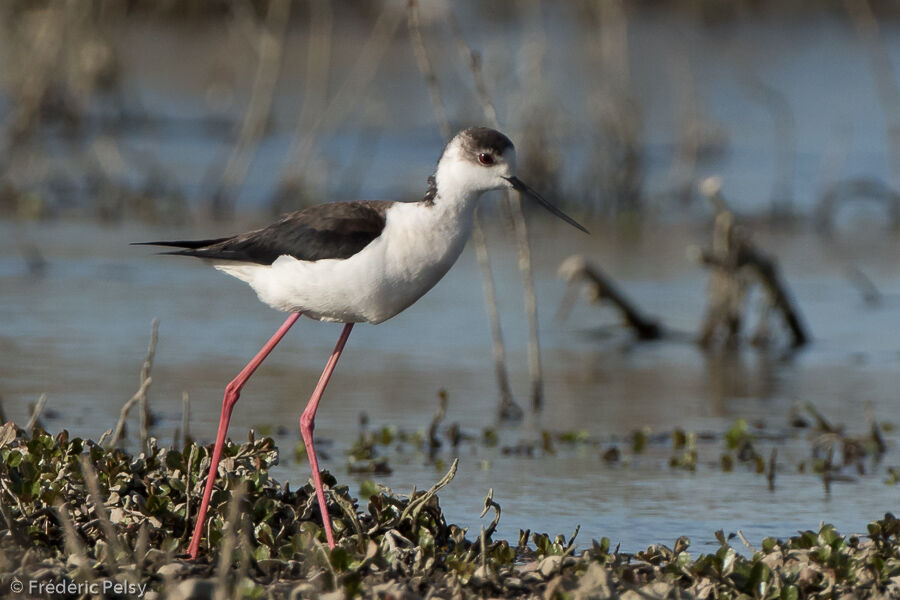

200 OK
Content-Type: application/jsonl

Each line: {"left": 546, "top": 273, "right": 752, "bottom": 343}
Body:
{"left": 2, "top": 0, "right": 900, "bottom": 230}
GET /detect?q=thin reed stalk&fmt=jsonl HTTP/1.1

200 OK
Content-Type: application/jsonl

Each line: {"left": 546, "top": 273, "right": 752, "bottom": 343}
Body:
{"left": 109, "top": 319, "right": 158, "bottom": 449}
{"left": 407, "top": 1, "right": 450, "bottom": 140}
{"left": 448, "top": 12, "right": 544, "bottom": 411}
{"left": 183, "top": 442, "right": 197, "bottom": 542}
{"left": 139, "top": 317, "right": 159, "bottom": 453}
{"left": 277, "top": 3, "right": 402, "bottom": 196}
{"left": 270, "top": 0, "right": 333, "bottom": 213}
{"left": 471, "top": 219, "right": 520, "bottom": 419}
{"left": 210, "top": 0, "right": 291, "bottom": 220}
{"left": 407, "top": 0, "right": 518, "bottom": 416}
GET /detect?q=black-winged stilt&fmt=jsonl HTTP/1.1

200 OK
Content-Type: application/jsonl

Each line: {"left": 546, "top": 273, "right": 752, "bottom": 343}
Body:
{"left": 137, "top": 127, "right": 588, "bottom": 558}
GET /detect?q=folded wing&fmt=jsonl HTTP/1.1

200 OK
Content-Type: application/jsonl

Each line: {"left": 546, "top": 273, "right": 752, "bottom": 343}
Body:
{"left": 135, "top": 201, "right": 393, "bottom": 265}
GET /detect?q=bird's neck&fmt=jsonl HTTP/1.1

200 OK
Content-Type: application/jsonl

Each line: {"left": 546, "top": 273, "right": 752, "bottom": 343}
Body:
{"left": 428, "top": 161, "right": 482, "bottom": 220}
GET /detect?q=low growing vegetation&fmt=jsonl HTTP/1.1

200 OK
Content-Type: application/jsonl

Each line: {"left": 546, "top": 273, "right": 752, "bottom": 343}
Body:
{"left": 0, "top": 424, "right": 898, "bottom": 598}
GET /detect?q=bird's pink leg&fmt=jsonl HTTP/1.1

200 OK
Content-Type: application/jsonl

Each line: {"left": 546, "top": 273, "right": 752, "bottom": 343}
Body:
{"left": 187, "top": 312, "right": 302, "bottom": 560}
{"left": 300, "top": 322, "right": 354, "bottom": 549}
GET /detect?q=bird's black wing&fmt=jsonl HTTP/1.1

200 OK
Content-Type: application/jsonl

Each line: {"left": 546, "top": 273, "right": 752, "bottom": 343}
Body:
{"left": 136, "top": 201, "right": 393, "bottom": 265}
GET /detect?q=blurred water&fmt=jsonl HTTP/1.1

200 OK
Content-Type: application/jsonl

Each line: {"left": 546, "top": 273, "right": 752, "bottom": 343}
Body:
{"left": 2, "top": 10, "right": 900, "bottom": 551}
{"left": 2, "top": 219, "right": 899, "bottom": 551}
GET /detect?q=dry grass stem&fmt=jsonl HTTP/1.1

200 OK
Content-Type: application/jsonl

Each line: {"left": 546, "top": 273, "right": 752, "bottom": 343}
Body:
{"left": 53, "top": 501, "right": 91, "bottom": 578}
{"left": 214, "top": 483, "right": 247, "bottom": 600}
{"left": 181, "top": 390, "right": 192, "bottom": 446}
{"left": 25, "top": 393, "right": 47, "bottom": 433}
{"left": 108, "top": 377, "right": 152, "bottom": 448}
{"left": 139, "top": 317, "right": 159, "bottom": 453}
{"left": 79, "top": 455, "right": 125, "bottom": 571}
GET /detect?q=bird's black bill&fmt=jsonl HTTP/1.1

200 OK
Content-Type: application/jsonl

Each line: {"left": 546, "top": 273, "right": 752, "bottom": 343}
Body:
{"left": 503, "top": 176, "right": 589, "bottom": 234}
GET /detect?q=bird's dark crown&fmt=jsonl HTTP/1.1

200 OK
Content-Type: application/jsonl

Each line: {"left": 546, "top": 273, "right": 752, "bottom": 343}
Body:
{"left": 459, "top": 127, "right": 514, "bottom": 156}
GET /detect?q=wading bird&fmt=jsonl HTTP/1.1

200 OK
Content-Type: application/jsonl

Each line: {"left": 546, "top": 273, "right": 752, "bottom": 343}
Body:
{"left": 137, "top": 127, "right": 588, "bottom": 558}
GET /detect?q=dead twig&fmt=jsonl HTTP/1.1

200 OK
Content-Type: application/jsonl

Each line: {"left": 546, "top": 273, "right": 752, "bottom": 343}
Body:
{"left": 25, "top": 393, "right": 48, "bottom": 433}
{"left": 399, "top": 458, "right": 458, "bottom": 527}
{"left": 139, "top": 318, "right": 159, "bottom": 453}
{"left": 558, "top": 255, "right": 662, "bottom": 340}
{"left": 109, "top": 319, "right": 158, "bottom": 448}
{"left": 108, "top": 379, "right": 151, "bottom": 449}
{"left": 479, "top": 488, "right": 501, "bottom": 540}
{"left": 736, "top": 530, "right": 756, "bottom": 553}
{"left": 694, "top": 179, "right": 808, "bottom": 348}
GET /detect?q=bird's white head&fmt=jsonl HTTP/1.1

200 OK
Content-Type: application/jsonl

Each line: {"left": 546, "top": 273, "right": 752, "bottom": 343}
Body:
{"left": 434, "top": 127, "right": 517, "bottom": 197}
{"left": 432, "top": 127, "right": 588, "bottom": 233}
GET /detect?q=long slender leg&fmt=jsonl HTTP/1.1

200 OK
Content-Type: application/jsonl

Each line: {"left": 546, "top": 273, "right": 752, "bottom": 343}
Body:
{"left": 187, "top": 312, "right": 302, "bottom": 559}
{"left": 300, "top": 322, "right": 354, "bottom": 549}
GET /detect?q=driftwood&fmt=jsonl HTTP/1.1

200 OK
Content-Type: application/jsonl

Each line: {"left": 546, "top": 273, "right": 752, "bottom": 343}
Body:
{"left": 558, "top": 255, "right": 662, "bottom": 340}
{"left": 694, "top": 179, "right": 809, "bottom": 349}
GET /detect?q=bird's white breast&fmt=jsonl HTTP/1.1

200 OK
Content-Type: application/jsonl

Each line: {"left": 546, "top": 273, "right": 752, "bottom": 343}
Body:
{"left": 215, "top": 200, "right": 475, "bottom": 324}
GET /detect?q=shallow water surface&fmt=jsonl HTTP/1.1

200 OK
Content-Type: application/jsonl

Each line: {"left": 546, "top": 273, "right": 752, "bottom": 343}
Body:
{"left": 1, "top": 220, "right": 898, "bottom": 551}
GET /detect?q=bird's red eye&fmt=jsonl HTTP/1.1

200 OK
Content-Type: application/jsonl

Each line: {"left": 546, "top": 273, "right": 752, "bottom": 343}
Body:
{"left": 478, "top": 153, "right": 494, "bottom": 166}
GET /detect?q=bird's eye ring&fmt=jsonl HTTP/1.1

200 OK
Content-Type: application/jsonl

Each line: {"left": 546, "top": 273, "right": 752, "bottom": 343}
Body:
{"left": 477, "top": 153, "right": 494, "bottom": 166}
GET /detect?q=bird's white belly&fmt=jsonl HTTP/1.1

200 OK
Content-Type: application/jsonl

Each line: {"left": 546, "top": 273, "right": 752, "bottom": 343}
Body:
{"left": 215, "top": 205, "right": 471, "bottom": 324}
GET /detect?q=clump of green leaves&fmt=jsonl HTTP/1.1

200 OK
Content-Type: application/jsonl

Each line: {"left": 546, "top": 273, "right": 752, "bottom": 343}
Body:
{"left": 2, "top": 424, "right": 899, "bottom": 599}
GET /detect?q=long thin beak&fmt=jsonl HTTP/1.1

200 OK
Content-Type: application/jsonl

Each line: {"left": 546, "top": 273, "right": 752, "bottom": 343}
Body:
{"left": 503, "top": 176, "right": 589, "bottom": 234}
